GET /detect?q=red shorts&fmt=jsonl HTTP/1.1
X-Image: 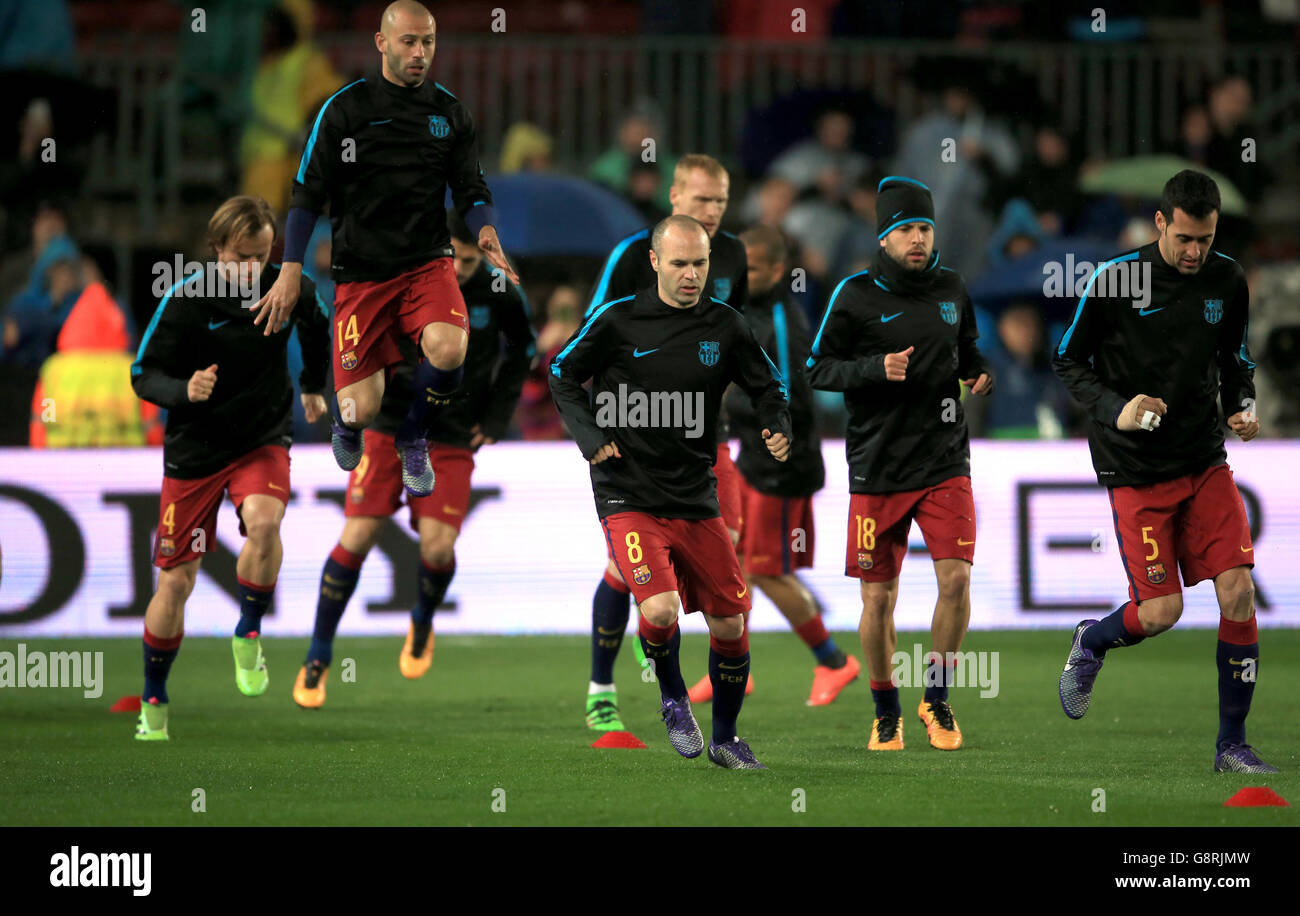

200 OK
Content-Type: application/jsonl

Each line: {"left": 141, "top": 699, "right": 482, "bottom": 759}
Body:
{"left": 345, "top": 429, "right": 475, "bottom": 532}
{"left": 845, "top": 475, "right": 976, "bottom": 581}
{"left": 1108, "top": 463, "right": 1253, "bottom": 602}
{"left": 153, "top": 444, "right": 290, "bottom": 568}
{"left": 714, "top": 442, "right": 743, "bottom": 535}
{"left": 738, "top": 475, "right": 815, "bottom": 576}
{"left": 331, "top": 258, "right": 468, "bottom": 390}
{"left": 601, "top": 512, "right": 750, "bottom": 617}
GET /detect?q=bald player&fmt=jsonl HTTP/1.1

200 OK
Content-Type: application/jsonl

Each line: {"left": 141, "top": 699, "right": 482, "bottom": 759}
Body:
{"left": 255, "top": 1, "right": 517, "bottom": 501}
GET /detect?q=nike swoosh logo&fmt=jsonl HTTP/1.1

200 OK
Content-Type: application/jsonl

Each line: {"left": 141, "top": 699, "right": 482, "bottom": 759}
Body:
{"left": 957, "top": 538, "right": 974, "bottom": 546}
{"left": 880, "top": 313, "right": 903, "bottom": 323}
{"left": 1228, "top": 657, "right": 1246, "bottom": 665}
{"left": 268, "top": 482, "right": 285, "bottom": 492}
{"left": 323, "top": 574, "right": 344, "bottom": 585}
{"left": 451, "top": 309, "right": 466, "bottom": 318}
{"left": 1240, "top": 545, "right": 1253, "bottom": 552}
{"left": 208, "top": 319, "right": 230, "bottom": 330}
{"left": 718, "top": 661, "right": 747, "bottom": 670}
{"left": 735, "top": 586, "right": 747, "bottom": 598}
{"left": 596, "top": 626, "right": 622, "bottom": 635}
{"left": 1138, "top": 307, "right": 1164, "bottom": 316}
{"left": 368, "top": 119, "right": 392, "bottom": 125}
{"left": 891, "top": 210, "right": 903, "bottom": 219}
{"left": 443, "top": 504, "right": 464, "bottom": 515}
{"left": 633, "top": 348, "right": 659, "bottom": 358}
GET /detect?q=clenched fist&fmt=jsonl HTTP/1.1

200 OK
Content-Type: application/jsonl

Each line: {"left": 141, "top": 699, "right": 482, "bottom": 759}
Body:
{"left": 1117, "top": 394, "right": 1167, "bottom": 432}
{"left": 188, "top": 364, "right": 218, "bottom": 402}
{"left": 884, "top": 346, "right": 914, "bottom": 382}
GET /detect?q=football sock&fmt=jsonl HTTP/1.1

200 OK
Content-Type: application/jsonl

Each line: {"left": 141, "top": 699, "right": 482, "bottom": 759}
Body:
{"left": 708, "top": 633, "right": 750, "bottom": 743}
{"left": 1081, "top": 602, "right": 1147, "bottom": 658}
{"left": 413, "top": 557, "right": 455, "bottom": 627}
{"left": 591, "top": 571, "right": 631, "bottom": 683}
{"left": 234, "top": 577, "right": 274, "bottom": 638}
{"left": 638, "top": 617, "right": 687, "bottom": 699}
{"left": 1216, "top": 614, "right": 1259, "bottom": 751}
{"left": 923, "top": 655, "right": 956, "bottom": 703}
{"left": 142, "top": 627, "right": 182, "bottom": 705}
{"left": 870, "top": 679, "right": 901, "bottom": 718}
{"left": 794, "top": 615, "right": 845, "bottom": 667}
{"left": 307, "top": 544, "right": 364, "bottom": 665}
{"left": 398, "top": 360, "right": 462, "bottom": 441}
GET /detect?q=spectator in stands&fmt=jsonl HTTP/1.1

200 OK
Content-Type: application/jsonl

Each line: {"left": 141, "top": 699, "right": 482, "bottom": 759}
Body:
{"left": 3, "top": 233, "right": 83, "bottom": 369}
{"left": 500, "top": 122, "right": 555, "bottom": 173}
{"left": 768, "top": 108, "right": 870, "bottom": 199}
{"left": 984, "top": 124, "right": 1081, "bottom": 238}
{"left": 588, "top": 108, "right": 678, "bottom": 213}
{"left": 1177, "top": 105, "right": 1213, "bottom": 167}
{"left": 894, "top": 75, "right": 1020, "bottom": 278}
{"left": 625, "top": 154, "right": 668, "bottom": 224}
{"left": 985, "top": 198, "right": 1044, "bottom": 271}
{"left": 29, "top": 272, "right": 161, "bottom": 447}
{"left": 517, "top": 284, "right": 581, "bottom": 440}
{"left": 240, "top": 0, "right": 345, "bottom": 213}
{"left": 827, "top": 171, "right": 879, "bottom": 280}
{"left": 1205, "top": 75, "right": 1270, "bottom": 206}
{"left": 977, "top": 302, "right": 1070, "bottom": 439}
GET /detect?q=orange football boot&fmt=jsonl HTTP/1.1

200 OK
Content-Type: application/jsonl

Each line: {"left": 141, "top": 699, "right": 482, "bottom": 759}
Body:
{"left": 807, "top": 654, "right": 861, "bottom": 706}
{"left": 399, "top": 624, "right": 435, "bottom": 679}
{"left": 292, "top": 662, "right": 328, "bottom": 709}
{"left": 867, "top": 713, "right": 904, "bottom": 750}
{"left": 917, "top": 699, "right": 963, "bottom": 750}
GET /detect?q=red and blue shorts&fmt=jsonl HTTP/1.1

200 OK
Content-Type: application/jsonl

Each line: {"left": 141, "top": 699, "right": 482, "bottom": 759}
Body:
{"left": 153, "top": 444, "right": 290, "bottom": 568}
{"left": 845, "top": 475, "right": 976, "bottom": 582}
{"left": 601, "top": 511, "right": 750, "bottom": 617}
{"left": 345, "top": 429, "right": 475, "bottom": 532}
{"left": 737, "top": 474, "right": 815, "bottom": 577}
{"left": 330, "top": 257, "right": 468, "bottom": 390}
{"left": 1108, "top": 463, "right": 1253, "bottom": 602}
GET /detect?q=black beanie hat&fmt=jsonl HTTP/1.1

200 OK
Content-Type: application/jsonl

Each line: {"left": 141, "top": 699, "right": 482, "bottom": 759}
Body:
{"left": 876, "top": 176, "right": 935, "bottom": 239}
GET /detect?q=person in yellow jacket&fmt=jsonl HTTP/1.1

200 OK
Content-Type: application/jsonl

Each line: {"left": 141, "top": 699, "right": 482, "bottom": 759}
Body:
{"left": 240, "top": 0, "right": 345, "bottom": 212}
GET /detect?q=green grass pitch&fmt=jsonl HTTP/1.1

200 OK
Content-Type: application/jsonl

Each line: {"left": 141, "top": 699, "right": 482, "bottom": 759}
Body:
{"left": 2, "top": 631, "right": 1296, "bottom": 826}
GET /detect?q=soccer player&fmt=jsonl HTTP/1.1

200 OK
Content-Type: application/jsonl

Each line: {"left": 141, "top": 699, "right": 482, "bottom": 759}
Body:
{"left": 130, "top": 195, "right": 331, "bottom": 740}
{"left": 293, "top": 219, "right": 534, "bottom": 708}
{"left": 581, "top": 154, "right": 752, "bottom": 731}
{"left": 716, "top": 224, "right": 860, "bottom": 707}
{"left": 551, "top": 215, "right": 791, "bottom": 769}
{"left": 254, "top": 0, "right": 518, "bottom": 500}
{"left": 1054, "top": 170, "right": 1276, "bottom": 774}
{"left": 806, "top": 176, "right": 993, "bottom": 752}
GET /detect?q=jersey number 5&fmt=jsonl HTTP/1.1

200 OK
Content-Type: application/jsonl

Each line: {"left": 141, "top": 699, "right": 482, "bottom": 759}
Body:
{"left": 1141, "top": 525, "right": 1159, "bottom": 561}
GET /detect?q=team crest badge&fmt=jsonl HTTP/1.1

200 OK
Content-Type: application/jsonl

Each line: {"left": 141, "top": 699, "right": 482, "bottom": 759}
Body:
{"left": 470, "top": 305, "right": 490, "bottom": 330}
{"left": 857, "top": 551, "right": 873, "bottom": 570}
{"left": 698, "top": 340, "right": 720, "bottom": 367}
{"left": 341, "top": 349, "right": 358, "bottom": 370}
{"left": 1204, "top": 299, "right": 1223, "bottom": 325}
{"left": 428, "top": 115, "right": 450, "bottom": 138}
{"left": 712, "top": 278, "right": 732, "bottom": 302}
{"left": 632, "top": 564, "right": 652, "bottom": 586}
{"left": 938, "top": 301, "right": 958, "bottom": 325}
{"left": 159, "top": 537, "right": 175, "bottom": 557}
{"left": 1146, "top": 562, "right": 1167, "bottom": 584}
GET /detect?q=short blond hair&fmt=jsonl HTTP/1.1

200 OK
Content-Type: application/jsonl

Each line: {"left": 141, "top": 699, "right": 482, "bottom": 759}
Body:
{"left": 673, "top": 154, "right": 728, "bottom": 187}
{"left": 207, "top": 195, "right": 276, "bottom": 253}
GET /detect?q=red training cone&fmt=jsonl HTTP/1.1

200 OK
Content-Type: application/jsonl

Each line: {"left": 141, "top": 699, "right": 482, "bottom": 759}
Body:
{"left": 109, "top": 695, "right": 142, "bottom": 713}
{"left": 1224, "top": 787, "right": 1289, "bottom": 807}
{"left": 591, "top": 731, "right": 647, "bottom": 749}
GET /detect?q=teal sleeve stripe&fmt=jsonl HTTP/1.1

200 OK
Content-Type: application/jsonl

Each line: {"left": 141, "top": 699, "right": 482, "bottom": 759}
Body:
{"left": 1215, "top": 251, "right": 1236, "bottom": 261}
{"left": 131, "top": 274, "right": 197, "bottom": 377}
{"left": 551, "top": 296, "right": 633, "bottom": 378}
{"left": 435, "top": 82, "right": 458, "bottom": 99}
{"left": 1240, "top": 319, "right": 1255, "bottom": 369}
{"left": 586, "top": 230, "right": 648, "bottom": 317}
{"left": 807, "top": 269, "right": 869, "bottom": 366}
{"left": 772, "top": 301, "right": 791, "bottom": 387}
{"left": 760, "top": 346, "right": 789, "bottom": 401}
{"left": 296, "top": 78, "right": 365, "bottom": 185}
{"left": 1056, "top": 252, "right": 1139, "bottom": 357}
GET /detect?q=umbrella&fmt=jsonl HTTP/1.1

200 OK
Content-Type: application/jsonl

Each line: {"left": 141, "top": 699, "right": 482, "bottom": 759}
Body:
{"left": 449, "top": 174, "right": 646, "bottom": 257}
{"left": 968, "top": 237, "right": 1117, "bottom": 322}
{"left": 1079, "top": 155, "right": 1247, "bottom": 216}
